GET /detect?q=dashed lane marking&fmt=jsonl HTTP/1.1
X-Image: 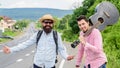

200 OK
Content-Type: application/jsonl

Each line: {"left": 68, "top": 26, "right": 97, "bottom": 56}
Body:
{"left": 16, "top": 59, "right": 23, "bottom": 62}
{"left": 31, "top": 50, "right": 35, "bottom": 53}
{"left": 25, "top": 54, "right": 30, "bottom": 56}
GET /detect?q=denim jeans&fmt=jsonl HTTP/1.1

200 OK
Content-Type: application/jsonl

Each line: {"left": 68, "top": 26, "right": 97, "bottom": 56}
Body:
{"left": 84, "top": 63, "right": 106, "bottom": 68}
{"left": 99, "top": 63, "right": 106, "bottom": 68}
{"left": 33, "top": 64, "right": 55, "bottom": 68}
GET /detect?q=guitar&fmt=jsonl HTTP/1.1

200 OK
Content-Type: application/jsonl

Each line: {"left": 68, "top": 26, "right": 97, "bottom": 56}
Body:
{"left": 89, "top": 1, "right": 119, "bottom": 31}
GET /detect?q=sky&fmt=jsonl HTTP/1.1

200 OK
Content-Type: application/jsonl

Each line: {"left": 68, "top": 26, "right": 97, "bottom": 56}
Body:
{"left": 0, "top": 0, "right": 84, "bottom": 10}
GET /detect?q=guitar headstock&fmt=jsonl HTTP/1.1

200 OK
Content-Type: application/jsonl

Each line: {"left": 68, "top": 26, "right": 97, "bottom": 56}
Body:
{"left": 89, "top": 1, "right": 119, "bottom": 31}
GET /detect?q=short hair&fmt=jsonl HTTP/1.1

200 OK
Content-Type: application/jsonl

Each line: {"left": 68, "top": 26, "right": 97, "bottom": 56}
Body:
{"left": 77, "top": 15, "right": 88, "bottom": 22}
{"left": 77, "top": 15, "right": 93, "bottom": 26}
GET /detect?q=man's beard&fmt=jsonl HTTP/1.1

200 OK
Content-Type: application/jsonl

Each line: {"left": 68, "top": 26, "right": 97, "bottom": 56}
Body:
{"left": 43, "top": 26, "right": 52, "bottom": 34}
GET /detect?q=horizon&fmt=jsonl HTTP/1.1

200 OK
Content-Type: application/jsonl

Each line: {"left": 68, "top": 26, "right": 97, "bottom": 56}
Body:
{"left": 0, "top": 8, "right": 73, "bottom": 20}
{"left": 0, "top": 7, "right": 73, "bottom": 11}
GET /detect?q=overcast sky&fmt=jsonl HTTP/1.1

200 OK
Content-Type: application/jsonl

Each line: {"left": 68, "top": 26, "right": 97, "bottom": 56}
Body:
{"left": 0, "top": 0, "right": 84, "bottom": 10}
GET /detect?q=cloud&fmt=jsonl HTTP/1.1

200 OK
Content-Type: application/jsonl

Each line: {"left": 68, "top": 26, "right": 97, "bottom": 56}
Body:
{"left": 7, "top": 1, "right": 40, "bottom": 8}
{"left": 0, "top": 0, "right": 84, "bottom": 10}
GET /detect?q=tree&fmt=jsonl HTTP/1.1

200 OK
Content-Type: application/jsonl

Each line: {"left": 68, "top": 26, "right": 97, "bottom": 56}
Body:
{"left": 58, "top": 15, "right": 72, "bottom": 30}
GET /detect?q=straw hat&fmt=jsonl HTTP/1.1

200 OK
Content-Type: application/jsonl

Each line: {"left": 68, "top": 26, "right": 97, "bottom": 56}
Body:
{"left": 39, "top": 14, "right": 55, "bottom": 23}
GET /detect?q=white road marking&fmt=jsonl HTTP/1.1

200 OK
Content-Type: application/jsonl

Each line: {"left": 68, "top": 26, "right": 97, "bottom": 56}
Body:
{"left": 25, "top": 54, "right": 30, "bottom": 56}
{"left": 16, "top": 59, "right": 23, "bottom": 62}
{"left": 31, "top": 50, "right": 35, "bottom": 53}
{"left": 16, "top": 50, "right": 34, "bottom": 62}
{"left": 59, "top": 59, "right": 65, "bottom": 68}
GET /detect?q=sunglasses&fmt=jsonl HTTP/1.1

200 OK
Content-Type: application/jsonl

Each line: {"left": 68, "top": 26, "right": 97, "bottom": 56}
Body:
{"left": 43, "top": 21, "right": 53, "bottom": 24}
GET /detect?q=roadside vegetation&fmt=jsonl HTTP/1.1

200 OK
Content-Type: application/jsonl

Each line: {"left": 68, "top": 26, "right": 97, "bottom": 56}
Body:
{"left": 0, "top": 19, "right": 30, "bottom": 43}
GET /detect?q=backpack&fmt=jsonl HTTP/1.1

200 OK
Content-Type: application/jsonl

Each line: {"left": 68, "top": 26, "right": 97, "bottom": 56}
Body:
{"left": 36, "top": 30, "right": 58, "bottom": 63}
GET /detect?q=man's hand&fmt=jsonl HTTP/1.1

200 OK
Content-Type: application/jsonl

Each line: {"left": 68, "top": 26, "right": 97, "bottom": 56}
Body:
{"left": 3, "top": 46, "right": 11, "bottom": 54}
{"left": 67, "top": 55, "right": 74, "bottom": 61}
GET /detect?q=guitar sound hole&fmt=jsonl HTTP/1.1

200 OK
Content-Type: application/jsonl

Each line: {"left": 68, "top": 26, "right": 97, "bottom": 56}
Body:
{"left": 98, "top": 17, "right": 104, "bottom": 23}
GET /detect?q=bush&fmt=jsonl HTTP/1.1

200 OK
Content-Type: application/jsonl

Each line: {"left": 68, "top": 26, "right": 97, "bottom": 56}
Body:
{"left": 61, "top": 29, "right": 79, "bottom": 42}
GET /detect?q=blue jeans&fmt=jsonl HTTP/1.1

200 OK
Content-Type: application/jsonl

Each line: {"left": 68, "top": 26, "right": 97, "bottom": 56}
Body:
{"left": 99, "top": 63, "right": 106, "bottom": 68}
{"left": 84, "top": 63, "right": 106, "bottom": 68}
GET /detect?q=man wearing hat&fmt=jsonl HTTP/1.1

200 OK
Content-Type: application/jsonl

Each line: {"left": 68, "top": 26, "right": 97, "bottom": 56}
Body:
{"left": 3, "top": 14, "right": 74, "bottom": 68}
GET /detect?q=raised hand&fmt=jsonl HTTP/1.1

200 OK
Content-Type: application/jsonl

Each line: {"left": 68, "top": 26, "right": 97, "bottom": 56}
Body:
{"left": 3, "top": 46, "right": 11, "bottom": 54}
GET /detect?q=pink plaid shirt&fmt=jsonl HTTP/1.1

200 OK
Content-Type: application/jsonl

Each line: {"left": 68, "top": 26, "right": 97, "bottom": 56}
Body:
{"left": 76, "top": 28, "right": 107, "bottom": 68}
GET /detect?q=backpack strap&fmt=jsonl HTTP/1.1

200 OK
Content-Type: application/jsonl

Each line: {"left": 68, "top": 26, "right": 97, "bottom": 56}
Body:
{"left": 53, "top": 30, "right": 58, "bottom": 63}
{"left": 53, "top": 30, "right": 58, "bottom": 55}
{"left": 36, "top": 30, "right": 43, "bottom": 45}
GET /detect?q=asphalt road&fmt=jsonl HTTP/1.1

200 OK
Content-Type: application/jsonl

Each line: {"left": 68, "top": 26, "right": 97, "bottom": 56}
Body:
{"left": 0, "top": 22, "right": 83, "bottom": 68}
{"left": 0, "top": 43, "right": 79, "bottom": 68}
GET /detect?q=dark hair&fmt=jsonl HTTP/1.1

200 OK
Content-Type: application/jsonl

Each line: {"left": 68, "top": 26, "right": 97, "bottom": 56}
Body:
{"left": 77, "top": 15, "right": 93, "bottom": 26}
{"left": 77, "top": 15, "right": 88, "bottom": 22}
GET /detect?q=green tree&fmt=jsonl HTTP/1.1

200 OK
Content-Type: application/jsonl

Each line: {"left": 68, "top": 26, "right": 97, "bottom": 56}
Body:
{"left": 58, "top": 15, "right": 72, "bottom": 30}
{"left": 69, "top": 0, "right": 96, "bottom": 34}
{"left": 14, "top": 19, "right": 29, "bottom": 30}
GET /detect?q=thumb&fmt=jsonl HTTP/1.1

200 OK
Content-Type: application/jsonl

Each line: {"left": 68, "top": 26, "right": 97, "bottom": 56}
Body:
{"left": 3, "top": 46, "right": 9, "bottom": 50}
